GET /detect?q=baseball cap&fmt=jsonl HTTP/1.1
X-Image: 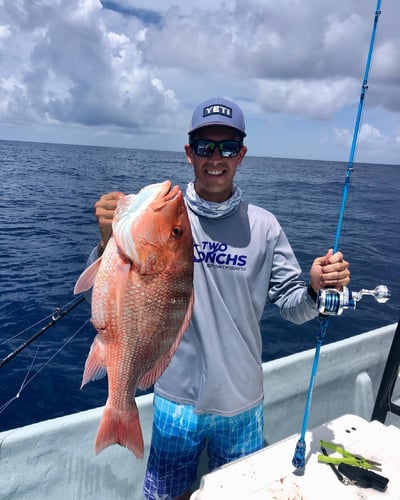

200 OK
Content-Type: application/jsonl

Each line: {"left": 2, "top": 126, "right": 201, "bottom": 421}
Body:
{"left": 188, "top": 97, "right": 246, "bottom": 137}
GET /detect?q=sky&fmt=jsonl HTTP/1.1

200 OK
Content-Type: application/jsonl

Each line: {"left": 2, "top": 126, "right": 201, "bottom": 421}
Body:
{"left": 0, "top": 0, "right": 399, "bottom": 164}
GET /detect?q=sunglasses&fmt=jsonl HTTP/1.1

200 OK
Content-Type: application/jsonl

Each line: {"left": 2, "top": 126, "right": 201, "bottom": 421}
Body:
{"left": 190, "top": 139, "right": 243, "bottom": 158}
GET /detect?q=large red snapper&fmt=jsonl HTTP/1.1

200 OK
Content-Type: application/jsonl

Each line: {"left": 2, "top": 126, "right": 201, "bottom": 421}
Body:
{"left": 74, "top": 181, "right": 194, "bottom": 458}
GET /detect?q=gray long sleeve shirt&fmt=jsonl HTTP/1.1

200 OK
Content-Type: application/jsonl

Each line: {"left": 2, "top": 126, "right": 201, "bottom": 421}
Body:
{"left": 154, "top": 201, "right": 318, "bottom": 416}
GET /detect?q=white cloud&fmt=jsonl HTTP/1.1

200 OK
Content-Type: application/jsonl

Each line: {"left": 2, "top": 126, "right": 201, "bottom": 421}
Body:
{"left": 359, "top": 123, "right": 384, "bottom": 142}
{"left": 0, "top": 24, "right": 12, "bottom": 39}
{"left": 335, "top": 123, "right": 388, "bottom": 148}
{"left": 334, "top": 122, "right": 400, "bottom": 164}
{"left": 323, "top": 13, "right": 366, "bottom": 51}
{"left": 0, "top": 0, "right": 399, "bottom": 163}
{"left": 0, "top": 0, "right": 179, "bottom": 132}
{"left": 256, "top": 78, "right": 357, "bottom": 119}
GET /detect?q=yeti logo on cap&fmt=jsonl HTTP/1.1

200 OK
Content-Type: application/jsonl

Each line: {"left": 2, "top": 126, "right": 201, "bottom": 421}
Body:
{"left": 203, "top": 105, "right": 232, "bottom": 119}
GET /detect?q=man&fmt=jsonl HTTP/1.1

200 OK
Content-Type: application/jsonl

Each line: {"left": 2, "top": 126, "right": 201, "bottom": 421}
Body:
{"left": 92, "top": 97, "right": 350, "bottom": 500}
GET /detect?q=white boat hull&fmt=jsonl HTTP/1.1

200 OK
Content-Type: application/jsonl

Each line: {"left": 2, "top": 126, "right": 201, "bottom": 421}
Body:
{"left": 0, "top": 323, "right": 398, "bottom": 499}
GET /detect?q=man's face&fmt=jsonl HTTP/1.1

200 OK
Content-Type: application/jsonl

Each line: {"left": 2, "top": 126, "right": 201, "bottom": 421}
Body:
{"left": 184, "top": 125, "right": 247, "bottom": 203}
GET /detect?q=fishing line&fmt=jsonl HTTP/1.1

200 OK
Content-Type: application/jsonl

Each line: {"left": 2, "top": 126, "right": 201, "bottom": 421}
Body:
{"left": 0, "top": 318, "right": 90, "bottom": 416}
{"left": 0, "top": 314, "right": 54, "bottom": 347}
{"left": 0, "top": 295, "right": 86, "bottom": 369}
{"left": 0, "top": 347, "right": 40, "bottom": 415}
{"left": 292, "top": 0, "right": 382, "bottom": 469}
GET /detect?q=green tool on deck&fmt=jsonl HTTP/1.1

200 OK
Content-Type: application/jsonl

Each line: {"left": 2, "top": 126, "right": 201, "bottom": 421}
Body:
{"left": 318, "top": 440, "right": 382, "bottom": 471}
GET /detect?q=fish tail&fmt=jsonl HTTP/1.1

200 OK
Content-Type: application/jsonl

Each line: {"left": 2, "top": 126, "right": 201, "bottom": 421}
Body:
{"left": 95, "top": 404, "right": 144, "bottom": 459}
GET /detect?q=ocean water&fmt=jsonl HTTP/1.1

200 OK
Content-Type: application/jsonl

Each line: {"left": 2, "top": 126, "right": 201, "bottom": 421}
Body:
{"left": 0, "top": 139, "right": 399, "bottom": 431}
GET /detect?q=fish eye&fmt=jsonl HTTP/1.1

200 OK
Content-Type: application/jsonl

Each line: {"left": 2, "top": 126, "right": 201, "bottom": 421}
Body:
{"left": 171, "top": 226, "right": 182, "bottom": 238}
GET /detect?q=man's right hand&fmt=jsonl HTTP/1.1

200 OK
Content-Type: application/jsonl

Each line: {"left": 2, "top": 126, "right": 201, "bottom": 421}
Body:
{"left": 94, "top": 191, "right": 125, "bottom": 255}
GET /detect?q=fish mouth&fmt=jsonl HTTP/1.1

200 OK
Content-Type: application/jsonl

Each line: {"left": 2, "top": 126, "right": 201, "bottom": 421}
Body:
{"left": 163, "top": 183, "right": 180, "bottom": 201}
{"left": 153, "top": 180, "right": 181, "bottom": 206}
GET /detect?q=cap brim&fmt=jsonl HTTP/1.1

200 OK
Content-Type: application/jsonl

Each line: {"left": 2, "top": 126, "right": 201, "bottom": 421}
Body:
{"left": 189, "top": 122, "right": 246, "bottom": 137}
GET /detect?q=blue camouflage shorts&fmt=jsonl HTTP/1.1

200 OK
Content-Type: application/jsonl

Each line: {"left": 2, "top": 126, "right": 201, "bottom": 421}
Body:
{"left": 143, "top": 394, "right": 264, "bottom": 499}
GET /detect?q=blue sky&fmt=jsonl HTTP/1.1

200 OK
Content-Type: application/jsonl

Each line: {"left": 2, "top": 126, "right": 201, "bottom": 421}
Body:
{"left": 0, "top": 0, "right": 399, "bottom": 164}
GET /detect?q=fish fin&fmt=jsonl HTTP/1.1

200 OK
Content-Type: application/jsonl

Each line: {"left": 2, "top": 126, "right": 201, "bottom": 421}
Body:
{"left": 138, "top": 289, "right": 194, "bottom": 390}
{"left": 80, "top": 335, "right": 107, "bottom": 388}
{"left": 95, "top": 404, "right": 144, "bottom": 459}
{"left": 74, "top": 258, "right": 102, "bottom": 294}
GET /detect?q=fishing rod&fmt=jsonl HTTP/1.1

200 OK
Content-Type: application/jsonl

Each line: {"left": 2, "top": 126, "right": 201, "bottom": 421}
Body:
{"left": 292, "top": 0, "right": 390, "bottom": 469}
{"left": 0, "top": 295, "right": 85, "bottom": 369}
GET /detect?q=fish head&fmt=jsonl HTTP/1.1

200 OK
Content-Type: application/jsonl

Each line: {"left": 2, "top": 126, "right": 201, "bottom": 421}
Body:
{"left": 113, "top": 180, "right": 193, "bottom": 274}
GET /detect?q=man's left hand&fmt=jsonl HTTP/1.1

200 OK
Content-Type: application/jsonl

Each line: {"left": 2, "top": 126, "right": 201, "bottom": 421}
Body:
{"left": 309, "top": 249, "right": 350, "bottom": 293}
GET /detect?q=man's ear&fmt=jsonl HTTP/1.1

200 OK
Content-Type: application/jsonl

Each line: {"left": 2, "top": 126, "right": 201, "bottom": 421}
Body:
{"left": 184, "top": 144, "right": 193, "bottom": 164}
{"left": 237, "top": 145, "right": 247, "bottom": 164}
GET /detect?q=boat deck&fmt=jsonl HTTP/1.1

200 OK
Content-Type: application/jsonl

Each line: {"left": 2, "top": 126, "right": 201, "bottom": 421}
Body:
{"left": 191, "top": 414, "right": 400, "bottom": 499}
